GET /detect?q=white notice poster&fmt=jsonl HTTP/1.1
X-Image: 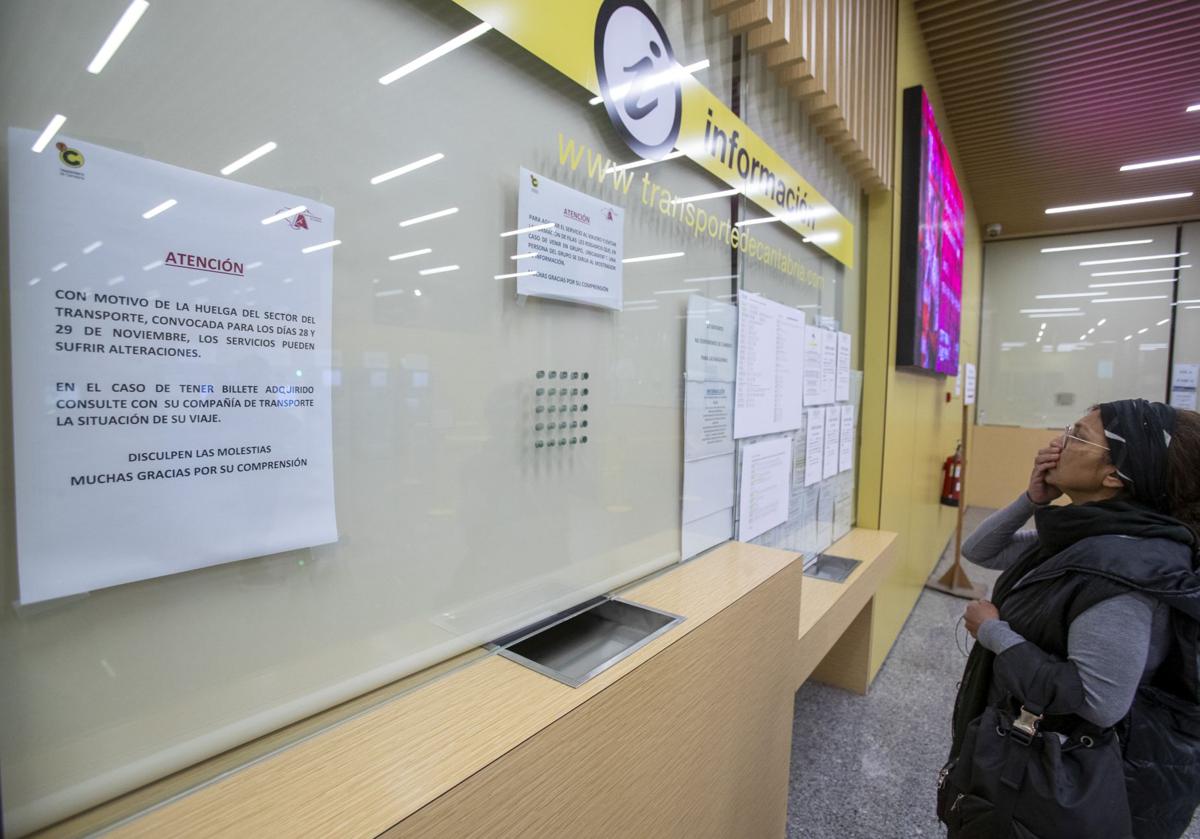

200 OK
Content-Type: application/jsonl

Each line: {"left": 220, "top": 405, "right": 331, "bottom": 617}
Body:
{"left": 836, "top": 331, "right": 852, "bottom": 402}
{"left": 685, "top": 296, "right": 737, "bottom": 382}
{"left": 516, "top": 167, "right": 624, "bottom": 310}
{"left": 1172, "top": 363, "right": 1199, "bottom": 390}
{"left": 1170, "top": 362, "right": 1197, "bottom": 410}
{"left": 820, "top": 328, "right": 838, "bottom": 405}
{"left": 965, "top": 362, "right": 977, "bottom": 406}
{"left": 684, "top": 381, "right": 735, "bottom": 461}
{"left": 839, "top": 404, "right": 856, "bottom": 473}
{"left": 8, "top": 129, "right": 337, "bottom": 603}
{"left": 804, "top": 407, "right": 825, "bottom": 487}
{"left": 733, "top": 291, "right": 805, "bottom": 438}
{"left": 823, "top": 405, "right": 841, "bottom": 480}
{"left": 737, "top": 436, "right": 793, "bottom": 542}
{"left": 802, "top": 325, "right": 824, "bottom": 405}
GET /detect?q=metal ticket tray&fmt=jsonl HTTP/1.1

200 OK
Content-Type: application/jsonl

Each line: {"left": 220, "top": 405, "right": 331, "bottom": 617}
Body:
{"left": 804, "top": 553, "right": 862, "bottom": 584}
{"left": 489, "top": 597, "right": 685, "bottom": 688}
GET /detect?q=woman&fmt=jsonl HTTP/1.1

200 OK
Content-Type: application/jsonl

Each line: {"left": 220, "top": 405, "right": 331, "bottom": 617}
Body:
{"left": 939, "top": 399, "right": 1200, "bottom": 838}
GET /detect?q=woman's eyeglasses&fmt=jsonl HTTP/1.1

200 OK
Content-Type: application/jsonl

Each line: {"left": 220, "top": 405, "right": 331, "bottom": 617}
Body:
{"left": 1061, "top": 424, "right": 1109, "bottom": 452}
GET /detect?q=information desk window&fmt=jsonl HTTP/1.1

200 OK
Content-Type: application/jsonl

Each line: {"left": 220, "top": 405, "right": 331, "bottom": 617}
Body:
{"left": 0, "top": 1, "right": 858, "bottom": 833}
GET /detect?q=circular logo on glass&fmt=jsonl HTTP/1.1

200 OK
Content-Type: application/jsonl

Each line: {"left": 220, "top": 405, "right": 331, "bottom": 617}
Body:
{"left": 594, "top": 0, "right": 682, "bottom": 160}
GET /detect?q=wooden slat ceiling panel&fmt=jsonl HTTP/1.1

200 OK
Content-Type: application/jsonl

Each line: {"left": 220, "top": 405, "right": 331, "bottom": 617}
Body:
{"left": 914, "top": 0, "right": 1200, "bottom": 237}
{"left": 715, "top": 0, "right": 897, "bottom": 193}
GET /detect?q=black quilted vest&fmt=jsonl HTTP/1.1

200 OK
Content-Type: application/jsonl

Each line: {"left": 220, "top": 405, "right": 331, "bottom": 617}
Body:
{"left": 949, "top": 534, "right": 1200, "bottom": 839}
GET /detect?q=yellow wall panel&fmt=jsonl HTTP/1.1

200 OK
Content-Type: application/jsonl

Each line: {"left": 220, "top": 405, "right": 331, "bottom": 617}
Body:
{"left": 859, "top": 0, "right": 984, "bottom": 680}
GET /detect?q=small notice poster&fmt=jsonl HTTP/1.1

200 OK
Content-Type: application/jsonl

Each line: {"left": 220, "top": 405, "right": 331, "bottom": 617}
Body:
{"left": 516, "top": 167, "right": 624, "bottom": 310}
{"left": 737, "top": 436, "right": 793, "bottom": 542}
{"left": 8, "top": 128, "right": 337, "bottom": 603}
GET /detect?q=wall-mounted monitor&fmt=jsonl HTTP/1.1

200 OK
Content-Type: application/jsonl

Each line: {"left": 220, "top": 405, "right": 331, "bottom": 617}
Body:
{"left": 897, "top": 85, "right": 964, "bottom": 375}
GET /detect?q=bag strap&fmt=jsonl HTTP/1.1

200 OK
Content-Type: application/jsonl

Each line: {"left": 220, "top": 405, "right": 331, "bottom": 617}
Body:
{"left": 994, "top": 704, "right": 1044, "bottom": 831}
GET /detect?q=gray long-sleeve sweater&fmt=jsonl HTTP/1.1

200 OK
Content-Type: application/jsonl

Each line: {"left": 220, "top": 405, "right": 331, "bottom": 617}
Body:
{"left": 962, "top": 493, "right": 1170, "bottom": 728}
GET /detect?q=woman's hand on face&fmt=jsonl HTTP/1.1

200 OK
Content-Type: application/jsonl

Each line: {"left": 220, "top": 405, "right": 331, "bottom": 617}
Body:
{"left": 1028, "top": 439, "right": 1064, "bottom": 505}
{"left": 964, "top": 600, "right": 1000, "bottom": 638}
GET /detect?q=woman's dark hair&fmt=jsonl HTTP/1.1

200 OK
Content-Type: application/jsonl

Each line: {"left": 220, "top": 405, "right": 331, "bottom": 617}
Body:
{"left": 1167, "top": 409, "right": 1200, "bottom": 542}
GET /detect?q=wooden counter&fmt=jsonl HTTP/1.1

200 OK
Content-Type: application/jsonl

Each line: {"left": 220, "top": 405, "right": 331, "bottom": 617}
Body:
{"left": 55, "top": 530, "right": 898, "bottom": 839}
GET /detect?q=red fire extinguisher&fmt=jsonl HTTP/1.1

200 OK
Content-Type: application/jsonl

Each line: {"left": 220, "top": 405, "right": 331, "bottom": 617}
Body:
{"left": 940, "top": 442, "right": 963, "bottom": 507}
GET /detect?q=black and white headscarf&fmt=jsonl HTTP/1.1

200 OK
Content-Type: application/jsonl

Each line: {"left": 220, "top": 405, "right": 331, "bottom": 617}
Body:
{"left": 1098, "top": 398, "right": 1177, "bottom": 513}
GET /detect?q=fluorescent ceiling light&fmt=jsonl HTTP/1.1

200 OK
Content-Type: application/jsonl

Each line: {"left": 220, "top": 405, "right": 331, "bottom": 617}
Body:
{"left": 500, "top": 222, "right": 554, "bottom": 237}
{"left": 1035, "top": 292, "right": 1107, "bottom": 299}
{"left": 803, "top": 231, "right": 841, "bottom": 245}
{"left": 107, "top": 275, "right": 125, "bottom": 286}
{"left": 1090, "top": 265, "right": 1190, "bottom": 277}
{"left": 1045, "top": 192, "right": 1193, "bottom": 214}
{"left": 494, "top": 270, "right": 536, "bottom": 280}
{"left": 1158, "top": 318, "right": 1170, "bottom": 326}
{"left": 1088, "top": 278, "right": 1177, "bottom": 288}
{"left": 142, "top": 198, "right": 177, "bottom": 219}
{"left": 1079, "top": 252, "right": 1187, "bottom": 266}
{"left": 734, "top": 216, "right": 781, "bottom": 227}
{"left": 31, "top": 114, "right": 67, "bottom": 153}
{"left": 1120, "top": 154, "right": 1200, "bottom": 172}
{"left": 221, "top": 141, "right": 277, "bottom": 176}
{"left": 1189, "top": 104, "right": 1200, "bottom": 113}
{"left": 623, "top": 251, "right": 685, "bottom": 264}
{"left": 379, "top": 22, "right": 492, "bottom": 85}
{"left": 82, "top": 240, "right": 103, "bottom": 254}
{"left": 511, "top": 253, "right": 536, "bottom": 260}
{"left": 1091, "top": 295, "right": 1169, "bottom": 303}
{"left": 418, "top": 264, "right": 459, "bottom": 275}
{"left": 606, "top": 151, "right": 686, "bottom": 173}
{"left": 1097, "top": 318, "right": 1107, "bottom": 326}
{"left": 1040, "top": 239, "right": 1152, "bottom": 253}
{"left": 87, "top": 0, "right": 149, "bottom": 74}
{"left": 413, "top": 289, "right": 422, "bottom": 296}
{"left": 261, "top": 205, "right": 306, "bottom": 225}
{"left": 301, "top": 239, "right": 341, "bottom": 254}
{"left": 1188, "top": 305, "right": 1200, "bottom": 310}
{"left": 1139, "top": 327, "right": 1149, "bottom": 334}
{"left": 142, "top": 259, "right": 163, "bottom": 271}
{"left": 370, "top": 153, "right": 444, "bottom": 185}
{"left": 1040, "top": 322, "right": 1048, "bottom": 329}
{"left": 588, "top": 59, "right": 709, "bottom": 105}
{"left": 1019, "top": 307, "right": 1080, "bottom": 313}
{"left": 653, "top": 288, "right": 698, "bottom": 295}
{"left": 1173, "top": 299, "right": 1200, "bottom": 306}
{"left": 389, "top": 248, "right": 432, "bottom": 261}
{"left": 1030, "top": 312, "right": 1085, "bottom": 318}
{"left": 51, "top": 262, "right": 68, "bottom": 272}
{"left": 399, "top": 207, "right": 458, "bottom": 227}
{"left": 670, "top": 187, "right": 740, "bottom": 204}
{"left": 683, "top": 274, "right": 739, "bottom": 283}
{"left": 375, "top": 289, "right": 406, "bottom": 298}
{"left": 1124, "top": 335, "right": 1134, "bottom": 341}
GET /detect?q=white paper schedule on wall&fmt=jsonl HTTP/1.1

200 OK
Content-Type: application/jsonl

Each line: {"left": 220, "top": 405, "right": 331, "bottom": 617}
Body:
{"left": 734, "top": 291, "right": 806, "bottom": 438}
{"left": 804, "top": 407, "right": 826, "bottom": 486}
{"left": 7, "top": 128, "right": 337, "bottom": 604}
{"left": 822, "top": 404, "right": 841, "bottom": 480}
{"left": 736, "top": 436, "right": 793, "bottom": 542}
{"left": 836, "top": 331, "right": 851, "bottom": 402}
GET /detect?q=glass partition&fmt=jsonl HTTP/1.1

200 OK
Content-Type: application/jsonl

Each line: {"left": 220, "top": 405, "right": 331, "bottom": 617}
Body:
{"left": 978, "top": 226, "right": 1178, "bottom": 428}
{"left": 0, "top": 1, "right": 862, "bottom": 833}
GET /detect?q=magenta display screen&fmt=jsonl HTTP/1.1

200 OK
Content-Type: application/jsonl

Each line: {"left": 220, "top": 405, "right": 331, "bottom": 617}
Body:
{"left": 897, "top": 86, "right": 964, "bottom": 375}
